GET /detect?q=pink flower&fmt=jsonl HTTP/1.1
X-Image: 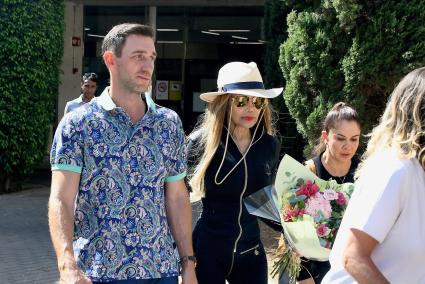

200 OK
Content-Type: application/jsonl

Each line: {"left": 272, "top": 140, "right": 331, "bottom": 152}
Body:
{"left": 316, "top": 224, "right": 331, "bottom": 237}
{"left": 296, "top": 180, "right": 319, "bottom": 197}
{"left": 305, "top": 193, "right": 332, "bottom": 220}
{"left": 284, "top": 207, "right": 306, "bottom": 222}
{"left": 284, "top": 208, "right": 298, "bottom": 222}
{"left": 336, "top": 192, "right": 347, "bottom": 205}
{"left": 323, "top": 189, "right": 338, "bottom": 201}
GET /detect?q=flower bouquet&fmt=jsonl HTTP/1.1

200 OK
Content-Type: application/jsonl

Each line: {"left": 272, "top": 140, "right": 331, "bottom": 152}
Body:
{"left": 244, "top": 154, "right": 354, "bottom": 282}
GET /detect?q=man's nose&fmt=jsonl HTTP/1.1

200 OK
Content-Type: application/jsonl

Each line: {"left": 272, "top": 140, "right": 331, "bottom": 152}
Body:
{"left": 143, "top": 59, "right": 155, "bottom": 70}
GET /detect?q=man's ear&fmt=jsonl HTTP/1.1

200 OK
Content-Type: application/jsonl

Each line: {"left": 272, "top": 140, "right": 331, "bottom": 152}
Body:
{"left": 103, "top": 51, "right": 115, "bottom": 70}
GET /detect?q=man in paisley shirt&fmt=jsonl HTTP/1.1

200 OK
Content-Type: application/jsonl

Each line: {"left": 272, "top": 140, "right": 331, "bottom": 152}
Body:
{"left": 48, "top": 23, "right": 197, "bottom": 284}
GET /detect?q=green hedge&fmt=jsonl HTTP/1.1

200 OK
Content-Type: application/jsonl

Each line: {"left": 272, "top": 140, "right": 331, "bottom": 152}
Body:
{"left": 263, "top": 0, "right": 305, "bottom": 161}
{"left": 280, "top": 0, "right": 425, "bottom": 155}
{"left": 0, "top": 0, "right": 65, "bottom": 192}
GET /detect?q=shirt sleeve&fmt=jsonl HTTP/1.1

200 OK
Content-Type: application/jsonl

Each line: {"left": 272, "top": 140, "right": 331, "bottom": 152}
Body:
{"left": 347, "top": 159, "right": 408, "bottom": 243}
{"left": 165, "top": 116, "right": 187, "bottom": 182}
{"left": 50, "top": 115, "right": 84, "bottom": 173}
{"left": 64, "top": 102, "right": 70, "bottom": 115}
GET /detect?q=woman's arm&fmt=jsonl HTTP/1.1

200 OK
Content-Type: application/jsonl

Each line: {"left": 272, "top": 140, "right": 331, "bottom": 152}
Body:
{"left": 343, "top": 229, "right": 390, "bottom": 284}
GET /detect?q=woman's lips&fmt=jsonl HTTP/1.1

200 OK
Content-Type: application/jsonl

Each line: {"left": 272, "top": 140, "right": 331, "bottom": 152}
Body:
{"left": 242, "top": 116, "right": 255, "bottom": 121}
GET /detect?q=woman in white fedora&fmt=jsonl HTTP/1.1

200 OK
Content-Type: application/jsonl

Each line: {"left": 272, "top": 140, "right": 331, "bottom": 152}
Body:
{"left": 187, "top": 61, "right": 283, "bottom": 284}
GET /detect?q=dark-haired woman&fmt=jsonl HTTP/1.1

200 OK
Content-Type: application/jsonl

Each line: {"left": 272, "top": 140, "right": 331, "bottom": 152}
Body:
{"left": 297, "top": 102, "right": 361, "bottom": 284}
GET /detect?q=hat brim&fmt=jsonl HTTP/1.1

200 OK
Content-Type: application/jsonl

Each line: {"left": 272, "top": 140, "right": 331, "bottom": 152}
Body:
{"left": 200, "top": 87, "right": 283, "bottom": 103}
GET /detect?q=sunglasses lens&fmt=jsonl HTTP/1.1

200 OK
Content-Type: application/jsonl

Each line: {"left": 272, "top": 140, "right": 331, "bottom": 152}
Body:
{"left": 234, "top": 96, "right": 249, "bottom": 107}
{"left": 233, "top": 96, "right": 266, "bottom": 109}
{"left": 253, "top": 97, "right": 266, "bottom": 109}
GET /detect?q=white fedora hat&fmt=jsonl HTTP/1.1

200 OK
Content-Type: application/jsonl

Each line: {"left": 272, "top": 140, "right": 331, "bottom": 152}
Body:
{"left": 200, "top": 61, "right": 283, "bottom": 102}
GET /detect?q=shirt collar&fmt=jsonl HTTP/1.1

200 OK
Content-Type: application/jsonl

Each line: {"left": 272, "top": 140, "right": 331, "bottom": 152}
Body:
{"left": 97, "top": 86, "right": 156, "bottom": 113}
{"left": 76, "top": 95, "right": 84, "bottom": 103}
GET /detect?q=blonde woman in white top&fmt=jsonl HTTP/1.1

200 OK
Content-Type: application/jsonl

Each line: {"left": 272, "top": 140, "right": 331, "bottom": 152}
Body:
{"left": 322, "top": 66, "right": 425, "bottom": 284}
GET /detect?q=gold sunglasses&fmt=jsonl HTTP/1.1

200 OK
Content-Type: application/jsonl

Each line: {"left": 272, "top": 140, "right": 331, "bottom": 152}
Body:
{"left": 232, "top": 96, "right": 267, "bottom": 110}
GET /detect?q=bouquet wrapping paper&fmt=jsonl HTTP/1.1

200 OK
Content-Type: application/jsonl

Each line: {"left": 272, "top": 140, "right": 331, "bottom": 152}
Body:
{"left": 244, "top": 154, "right": 354, "bottom": 281}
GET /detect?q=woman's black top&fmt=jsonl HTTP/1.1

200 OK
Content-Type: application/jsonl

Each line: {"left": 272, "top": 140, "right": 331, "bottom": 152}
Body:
{"left": 312, "top": 152, "right": 359, "bottom": 184}
{"left": 188, "top": 127, "right": 281, "bottom": 243}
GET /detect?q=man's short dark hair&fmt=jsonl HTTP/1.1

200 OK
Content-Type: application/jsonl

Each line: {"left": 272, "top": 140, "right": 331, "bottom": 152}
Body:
{"left": 82, "top": 72, "right": 98, "bottom": 83}
{"left": 102, "top": 23, "right": 154, "bottom": 57}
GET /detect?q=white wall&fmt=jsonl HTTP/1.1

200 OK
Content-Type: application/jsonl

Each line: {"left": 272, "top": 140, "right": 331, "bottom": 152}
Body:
{"left": 58, "top": 1, "right": 84, "bottom": 121}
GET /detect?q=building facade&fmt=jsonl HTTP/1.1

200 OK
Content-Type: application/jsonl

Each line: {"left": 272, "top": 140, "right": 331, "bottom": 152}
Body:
{"left": 60, "top": 0, "right": 265, "bottom": 130}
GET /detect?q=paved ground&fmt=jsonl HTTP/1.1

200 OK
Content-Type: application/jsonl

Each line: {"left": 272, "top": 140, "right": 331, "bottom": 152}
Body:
{"left": 0, "top": 172, "right": 59, "bottom": 284}
{"left": 0, "top": 171, "right": 284, "bottom": 284}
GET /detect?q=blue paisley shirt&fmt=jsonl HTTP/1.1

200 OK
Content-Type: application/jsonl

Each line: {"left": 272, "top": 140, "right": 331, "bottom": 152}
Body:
{"left": 50, "top": 87, "right": 187, "bottom": 281}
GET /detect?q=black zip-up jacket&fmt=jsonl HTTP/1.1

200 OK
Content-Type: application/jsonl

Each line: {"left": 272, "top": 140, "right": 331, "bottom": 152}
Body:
{"left": 188, "top": 127, "right": 281, "bottom": 245}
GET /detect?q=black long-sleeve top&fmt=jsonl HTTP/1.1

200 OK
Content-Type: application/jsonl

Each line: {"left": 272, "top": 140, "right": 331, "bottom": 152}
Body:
{"left": 188, "top": 126, "right": 281, "bottom": 244}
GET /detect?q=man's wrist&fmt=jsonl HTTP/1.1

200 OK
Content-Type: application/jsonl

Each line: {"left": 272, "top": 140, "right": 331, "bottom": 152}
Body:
{"left": 58, "top": 257, "right": 78, "bottom": 273}
{"left": 179, "top": 255, "right": 197, "bottom": 266}
{"left": 179, "top": 255, "right": 197, "bottom": 273}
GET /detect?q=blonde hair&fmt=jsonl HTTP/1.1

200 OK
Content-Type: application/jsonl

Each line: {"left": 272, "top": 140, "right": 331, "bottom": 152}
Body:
{"left": 189, "top": 95, "right": 276, "bottom": 197}
{"left": 358, "top": 66, "right": 425, "bottom": 174}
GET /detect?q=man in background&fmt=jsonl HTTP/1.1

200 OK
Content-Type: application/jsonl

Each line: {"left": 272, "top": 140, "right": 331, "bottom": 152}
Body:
{"left": 63, "top": 72, "right": 98, "bottom": 114}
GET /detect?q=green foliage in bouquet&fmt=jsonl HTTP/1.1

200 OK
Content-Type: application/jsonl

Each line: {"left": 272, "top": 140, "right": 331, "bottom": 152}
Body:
{"left": 279, "top": 0, "right": 425, "bottom": 156}
{"left": 0, "top": 0, "right": 65, "bottom": 192}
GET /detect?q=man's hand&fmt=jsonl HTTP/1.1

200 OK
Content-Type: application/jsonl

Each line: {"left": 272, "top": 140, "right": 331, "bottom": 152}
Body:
{"left": 49, "top": 170, "right": 84, "bottom": 284}
{"left": 59, "top": 267, "right": 92, "bottom": 284}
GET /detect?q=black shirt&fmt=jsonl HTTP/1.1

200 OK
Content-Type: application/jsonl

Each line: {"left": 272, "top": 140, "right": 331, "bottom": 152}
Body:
{"left": 312, "top": 152, "right": 359, "bottom": 184}
{"left": 188, "top": 127, "right": 281, "bottom": 243}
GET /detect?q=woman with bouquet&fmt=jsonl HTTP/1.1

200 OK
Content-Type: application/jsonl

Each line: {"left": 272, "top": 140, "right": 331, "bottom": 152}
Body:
{"left": 293, "top": 102, "right": 362, "bottom": 284}
{"left": 322, "top": 67, "right": 425, "bottom": 283}
{"left": 187, "top": 61, "right": 282, "bottom": 284}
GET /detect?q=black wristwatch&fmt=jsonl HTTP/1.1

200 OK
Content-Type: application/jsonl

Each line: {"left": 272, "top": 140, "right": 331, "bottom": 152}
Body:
{"left": 179, "top": 255, "right": 197, "bottom": 267}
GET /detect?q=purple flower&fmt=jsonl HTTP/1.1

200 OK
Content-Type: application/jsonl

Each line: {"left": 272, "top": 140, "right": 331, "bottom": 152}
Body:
{"left": 336, "top": 192, "right": 347, "bottom": 205}
{"left": 323, "top": 189, "right": 338, "bottom": 200}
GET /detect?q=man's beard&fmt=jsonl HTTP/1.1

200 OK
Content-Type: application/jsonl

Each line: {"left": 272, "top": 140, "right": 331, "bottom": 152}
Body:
{"left": 122, "top": 76, "right": 149, "bottom": 94}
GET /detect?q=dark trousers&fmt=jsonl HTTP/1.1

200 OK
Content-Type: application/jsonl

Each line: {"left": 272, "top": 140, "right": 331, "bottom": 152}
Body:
{"left": 194, "top": 234, "right": 268, "bottom": 284}
{"left": 297, "top": 258, "right": 330, "bottom": 283}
